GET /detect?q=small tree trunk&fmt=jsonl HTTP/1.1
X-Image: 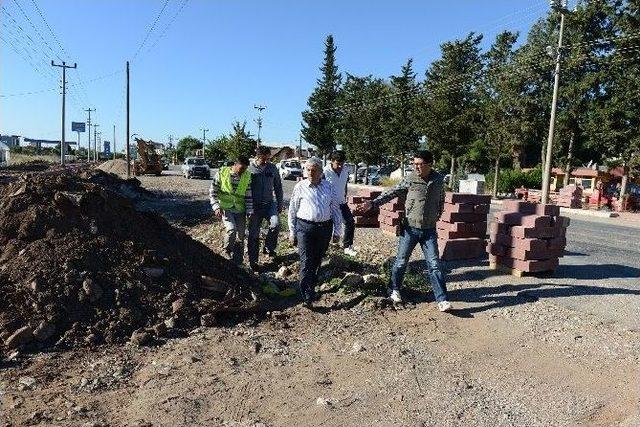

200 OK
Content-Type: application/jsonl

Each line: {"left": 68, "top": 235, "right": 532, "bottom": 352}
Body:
{"left": 450, "top": 155, "right": 455, "bottom": 179}
{"left": 493, "top": 144, "right": 502, "bottom": 198}
{"left": 400, "top": 156, "right": 405, "bottom": 178}
{"left": 620, "top": 163, "right": 629, "bottom": 204}
{"left": 364, "top": 163, "right": 369, "bottom": 185}
{"left": 563, "top": 131, "right": 574, "bottom": 187}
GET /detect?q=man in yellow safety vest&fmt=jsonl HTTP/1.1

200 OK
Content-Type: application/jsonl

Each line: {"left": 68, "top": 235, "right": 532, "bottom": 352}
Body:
{"left": 209, "top": 156, "right": 253, "bottom": 265}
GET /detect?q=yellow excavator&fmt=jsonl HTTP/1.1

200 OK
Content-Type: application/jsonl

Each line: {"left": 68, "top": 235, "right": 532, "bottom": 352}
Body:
{"left": 133, "top": 138, "right": 163, "bottom": 176}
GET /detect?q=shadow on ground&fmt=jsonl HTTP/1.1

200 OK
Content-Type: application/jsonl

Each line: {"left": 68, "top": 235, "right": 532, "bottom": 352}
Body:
{"left": 448, "top": 282, "right": 640, "bottom": 318}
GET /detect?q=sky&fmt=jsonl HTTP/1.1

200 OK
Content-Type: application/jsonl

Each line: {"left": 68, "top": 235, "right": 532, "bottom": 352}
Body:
{"left": 1, "top": 0, "right": 551, "bottom": 150}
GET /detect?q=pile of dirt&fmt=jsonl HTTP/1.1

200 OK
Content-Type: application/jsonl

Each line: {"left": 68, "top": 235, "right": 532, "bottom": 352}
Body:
{"left": 0, "top": 168, "right": 261, "bottom": 353}
{"left": 97, "top": 159, "right": 130, "bottom": 178}
{"left": 0, "top": 160, "right": 54, "bottom": 173}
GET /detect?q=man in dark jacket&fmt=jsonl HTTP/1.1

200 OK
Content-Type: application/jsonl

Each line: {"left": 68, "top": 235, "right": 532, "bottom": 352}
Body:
{"left": 358, "top": 150, "right": 451, "bottom": 311}
{"left": 247, "top": 146, "right": 284, "bottom": 270}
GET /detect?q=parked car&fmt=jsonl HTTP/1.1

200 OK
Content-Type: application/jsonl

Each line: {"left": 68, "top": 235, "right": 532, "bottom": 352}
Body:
{"left": 351, "top": 166, "right": 381, "bottom": 185}
{"left": 182, "top": 157, "right": 211, "bottom": 179}
{"left": 277, "top": 160, "right": 303, "bottom": 180}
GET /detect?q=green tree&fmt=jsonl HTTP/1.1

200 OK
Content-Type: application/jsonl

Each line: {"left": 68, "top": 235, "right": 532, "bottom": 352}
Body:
{"left": 225, "top": 121, "right": 257, "bottom": 160}
{"left": 175, "top": 136, "right": 202, "bottom": 161}
{"left": 554, "top": 0, "right": 619, "bottom": 185}
{"left": 481, "top": 31, "right": 523, "bottom": 197}
{"left": 337, "top": 74, "right": 390, "bottom": 181}
{"left": 420, "top": 33, "right": 484, "bottom": 184}
{"left": 385, "top": 59, "right": 420, "bottom": 177}
{"left": 301, "top": 35, "right": 342, "bottom": 157}
{"left": 585, "top": 0, "right": 640, "bottom": 197}
{"left": 204, "top": 135, "right": 228, "bottom": 164}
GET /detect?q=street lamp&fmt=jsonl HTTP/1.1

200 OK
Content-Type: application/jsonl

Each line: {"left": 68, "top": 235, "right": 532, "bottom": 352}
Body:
{"left": 541, "top": 0, "right": 569, "bottom": 204}
{"left": 254, "top": 104, "right": 266, "bottom": 147}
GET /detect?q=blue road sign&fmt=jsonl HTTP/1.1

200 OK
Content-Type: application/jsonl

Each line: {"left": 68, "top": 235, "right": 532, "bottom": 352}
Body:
{"left": 72, "top": 122, "right": 86, "bottom": 132}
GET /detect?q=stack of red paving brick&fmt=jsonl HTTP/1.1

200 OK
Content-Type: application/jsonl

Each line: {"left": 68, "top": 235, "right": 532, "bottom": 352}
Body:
{"left": 556, "top": 185, "right": 582, "bottom": 208}
{"left": 378, "top": 196, "right": 406, "bottom": 236}
{"left": 347, "top": 188, "right": 381, "bottom": 227}
{"left": 487, "top": 200, "right": 569, "bottom": 275}
{"left": 437, "top": 193, "right": 492, "bottom": 261}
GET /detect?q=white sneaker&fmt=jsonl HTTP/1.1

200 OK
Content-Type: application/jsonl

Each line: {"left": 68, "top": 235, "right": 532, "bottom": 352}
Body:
{"left": 389, "top": 289, "right": 402, "bottom": 303}
{"left": 343, "top": 246, "right": 358, "bottom": 257}
{"left": 438, "top": 301, "right": 452, "bottom": 312}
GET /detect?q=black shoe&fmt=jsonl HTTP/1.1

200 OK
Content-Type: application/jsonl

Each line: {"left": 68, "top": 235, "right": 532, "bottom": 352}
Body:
{"left": 248, "top": 263, "right": 260, "bottom": 273}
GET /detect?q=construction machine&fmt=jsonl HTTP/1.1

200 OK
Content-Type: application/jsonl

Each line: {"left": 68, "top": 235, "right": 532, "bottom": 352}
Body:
{"left": 133, "top": 138, "right": 163, "bottom": 176}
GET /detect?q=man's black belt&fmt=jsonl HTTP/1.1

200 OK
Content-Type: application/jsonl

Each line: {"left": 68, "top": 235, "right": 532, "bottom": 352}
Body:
{"left": 297, "top": 218, "right": 333, "bottom": 226}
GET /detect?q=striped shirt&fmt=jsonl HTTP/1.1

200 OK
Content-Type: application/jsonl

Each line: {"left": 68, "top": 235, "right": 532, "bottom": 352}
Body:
{"left": 209, "top": 170, "right": 254, "bottom": 215}
{"left": 288, "top": 178, "right": 343, "bottom": 238}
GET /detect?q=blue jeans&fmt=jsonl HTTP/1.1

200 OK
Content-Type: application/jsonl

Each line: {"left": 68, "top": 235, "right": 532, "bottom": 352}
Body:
{"left": 390, "top": 226, "right": 448, "bottom": 302}
{"left": 248, "top": 201, "right": 280, "bottom": 264}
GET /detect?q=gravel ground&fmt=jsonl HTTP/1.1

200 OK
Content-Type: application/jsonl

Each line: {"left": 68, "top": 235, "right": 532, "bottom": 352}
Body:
{"left": 2, "top": 171, "right": 639, "bottom": 427}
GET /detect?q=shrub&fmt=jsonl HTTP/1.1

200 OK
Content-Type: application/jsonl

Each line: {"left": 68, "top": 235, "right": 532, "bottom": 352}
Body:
{"left": 486, "top": 166, "right": 543, "bottom": 194}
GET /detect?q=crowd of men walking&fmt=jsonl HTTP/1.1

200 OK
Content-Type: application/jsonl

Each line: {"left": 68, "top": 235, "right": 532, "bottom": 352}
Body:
{"left": 209, "top": 147, "right": 452, "bottom": 312}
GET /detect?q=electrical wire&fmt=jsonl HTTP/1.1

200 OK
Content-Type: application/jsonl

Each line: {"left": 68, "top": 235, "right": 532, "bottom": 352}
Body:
{"left": 132, "top": 0, "right": 171, "bottom": 60}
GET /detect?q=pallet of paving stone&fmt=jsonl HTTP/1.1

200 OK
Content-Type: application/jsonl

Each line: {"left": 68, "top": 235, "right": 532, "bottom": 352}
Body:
{"left": 488, "top": 200, "right": 568, "bottom": 274}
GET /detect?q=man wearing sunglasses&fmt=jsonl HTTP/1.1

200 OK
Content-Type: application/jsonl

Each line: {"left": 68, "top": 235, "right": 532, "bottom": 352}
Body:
{"left": 357, "top": 150, "right": 451, "bottom": 312}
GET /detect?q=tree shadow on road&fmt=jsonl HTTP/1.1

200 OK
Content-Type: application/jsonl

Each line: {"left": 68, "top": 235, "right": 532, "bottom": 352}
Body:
{"left": 447, "top": 282, "right": 640, "bottom": 318}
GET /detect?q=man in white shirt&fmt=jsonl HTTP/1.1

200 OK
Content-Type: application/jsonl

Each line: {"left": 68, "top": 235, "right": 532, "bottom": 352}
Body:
{"left": 288, "top": 157, "right": 342, "bottom": 307}
{"left": 323, "top": 150, "right": 357, "bottom": 256}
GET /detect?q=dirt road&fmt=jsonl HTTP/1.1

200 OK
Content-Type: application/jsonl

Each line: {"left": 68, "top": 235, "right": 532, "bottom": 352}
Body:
{"left": 1, "top": 172, "right": 639, "bottom": 427}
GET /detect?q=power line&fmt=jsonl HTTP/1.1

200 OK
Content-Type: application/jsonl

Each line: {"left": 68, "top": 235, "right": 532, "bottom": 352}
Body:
{"left": 132, "top": 0, "right": 170, "bottom": 60}
{"left": 2, "top": 2, "right": 85, "bottom": 111}
{"left": 27, "top": 0, "right": 93, "bottom": 107}
{"left": 145, "top": 0, "right": 190, "bottom": 55}
{"left": 10, "top": 0, "right": 61, "bottom": 61}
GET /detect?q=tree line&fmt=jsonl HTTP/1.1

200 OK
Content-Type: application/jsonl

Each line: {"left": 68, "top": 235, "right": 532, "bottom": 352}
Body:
{"left": 301, "top": 1, "right": 639, "bottom": 196}
{"left": 173, "top": 121, "right": 258, "bottom": 164}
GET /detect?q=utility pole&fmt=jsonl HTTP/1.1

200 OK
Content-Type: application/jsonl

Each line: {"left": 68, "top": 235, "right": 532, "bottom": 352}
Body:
{"left": 51, "top": 61, "right": 77, "bottom": 165}
{"left": 84, "top": 108, "right": 95, "bottom": 162}
{"left": 113, "top": 125, "right": 116, "bottom": 160}
{"left": 201, "top": 128, "right": 209, "bottom": 145}
{"left": 298, "top": 134, "right": 303, "bottom": 158}
{"left": 97, "top": 132, "right": 102, "bottom": 159}
{"left": 254, "top": 104, "right": 266, "bottom": 147}
{"left": 93, "top": 124, "right": 99, "bottom": 162}
{"left": 542, "top": 0, "right": 567, "bottom": 204}
{"left": 126, "top": 61, "right": 131, "bottom": 178}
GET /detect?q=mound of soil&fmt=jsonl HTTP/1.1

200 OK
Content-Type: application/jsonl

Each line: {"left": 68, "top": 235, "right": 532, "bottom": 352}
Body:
{"left": 0, "top": 168, "right": 260, "bottom": 352}
{"left": 97, "top": 159, "right": 130, "bottom": 178}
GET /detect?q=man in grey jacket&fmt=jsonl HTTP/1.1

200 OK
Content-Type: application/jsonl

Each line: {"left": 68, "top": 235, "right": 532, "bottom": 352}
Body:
{"left": 248, "top": 146, "right": 284, "bottom": 270}
{"left": 358, "top": 150, "right": 451, "bottom": 311}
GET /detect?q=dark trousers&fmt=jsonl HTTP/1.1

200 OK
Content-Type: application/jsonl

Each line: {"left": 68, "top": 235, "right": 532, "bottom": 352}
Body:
{"left": 248, "top": 201, "right": 279, "bottom": 264}
{"left": 391, "top": 226, "right": 448, "bottom": 302}
{"left": 339, "top": 203, "right": 355, "bottom": 248}
{"left": 296, "top": 219, "right": 332, "bottom": 300}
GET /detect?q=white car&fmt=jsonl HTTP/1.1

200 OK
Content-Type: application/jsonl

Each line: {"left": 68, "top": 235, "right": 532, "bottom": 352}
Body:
{"left": 182, "top": 157, "right": 211, "bottom": 179}
{"left": 277, "top": 160, "right": 303, "bottom": 180}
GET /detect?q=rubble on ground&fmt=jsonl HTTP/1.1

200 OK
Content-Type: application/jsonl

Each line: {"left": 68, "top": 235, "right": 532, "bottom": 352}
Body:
{"left": 0, "top": 167, "right": 261, "bottom": 353}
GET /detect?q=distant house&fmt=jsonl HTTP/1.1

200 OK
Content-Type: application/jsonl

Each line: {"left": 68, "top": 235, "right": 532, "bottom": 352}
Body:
{"left": 270, "top": 146, "right": 295, "bottom": 162}
{"left": 0, "top": 142, "right": 10, "bottom": 164}
{"left": 0, "top": 135, "right": 21, "bottom": 147}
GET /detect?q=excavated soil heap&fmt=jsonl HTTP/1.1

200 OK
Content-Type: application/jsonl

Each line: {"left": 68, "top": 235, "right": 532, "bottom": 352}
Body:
{"left": 0, "top": 168, "right": 259, "bottom": 352}
{"left": 97, "top": 159, "right": 130, "bottom": 178}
